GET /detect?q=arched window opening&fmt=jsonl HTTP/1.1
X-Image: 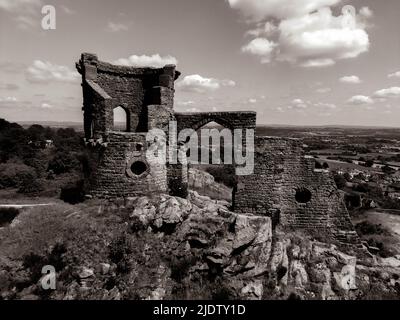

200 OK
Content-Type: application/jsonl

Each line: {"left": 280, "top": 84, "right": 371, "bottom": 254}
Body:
{"left": 113, "top": 106, "right": 129, "bottom": 132}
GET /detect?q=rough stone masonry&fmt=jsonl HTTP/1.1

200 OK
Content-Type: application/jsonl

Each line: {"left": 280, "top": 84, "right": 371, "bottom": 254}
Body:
{"left": 76, "top": 53, "right": 359, "bottom": 244}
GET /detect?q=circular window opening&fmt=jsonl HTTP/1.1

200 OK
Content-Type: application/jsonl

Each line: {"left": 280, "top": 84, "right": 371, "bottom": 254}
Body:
{"left": 130, "top": 161, "right": 147, "bottom": 176}
{"left": 295, "top": 188, "right": 312, "bottom": 204}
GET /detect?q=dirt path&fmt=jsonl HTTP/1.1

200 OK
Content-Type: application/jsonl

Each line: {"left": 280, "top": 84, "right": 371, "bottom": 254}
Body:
{"left": 0, "top": 203, "right": 55, "bottom": 209}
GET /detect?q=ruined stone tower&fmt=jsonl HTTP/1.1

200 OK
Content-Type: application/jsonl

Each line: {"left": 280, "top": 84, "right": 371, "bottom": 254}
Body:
{"left": 76, "top": 53, "right": 183, "bottom": 198}
{"left": 76, "top": 53, "right": 358, "bottom": 244}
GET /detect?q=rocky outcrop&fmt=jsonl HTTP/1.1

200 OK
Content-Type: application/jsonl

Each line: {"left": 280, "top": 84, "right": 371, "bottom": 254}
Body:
{"left": 1, "top": 191, "right": 399, "bottom": 300}
{"left": 127, "top": 191, "right": 273, "bottom": 299}
{"left": 188, "top": 168, "right": 232, "bottom": 201}
{"left": 264, "top": 230, "right": 400, "bottom": 300}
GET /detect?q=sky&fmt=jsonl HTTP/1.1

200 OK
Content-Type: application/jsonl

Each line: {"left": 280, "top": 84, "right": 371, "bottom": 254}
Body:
{"left": 0, "top": 0, "right": 400, "bottom": 126}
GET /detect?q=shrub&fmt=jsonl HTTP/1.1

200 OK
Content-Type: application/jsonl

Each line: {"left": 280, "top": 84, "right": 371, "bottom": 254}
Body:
{"left": 204, "top": 165, "right": 237, "bottom": 188}
{"left": 60, "top": 180, "right": 85, "bottom": 204}
{"left": 108, "top": 234, "right": 133, "bottom": 274}
{"left": 355, "top": 221, "right": 389, "bottom": 236}
{"left": 0, "top": 161, "right": 37, "bottom": 189}
{"left": 333, "top": 174, "right": 346, "bottom": 190}
{"left": 48, "top": 151, "right": 80, "bottom": 175}
{"left": 18, "top": 178, "right": 46, "bottom": 195}
{"left": 0, "top": 208, "right": 19, "bottom": 227}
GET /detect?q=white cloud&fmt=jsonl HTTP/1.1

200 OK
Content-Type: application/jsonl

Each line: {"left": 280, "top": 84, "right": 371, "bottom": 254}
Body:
{"left": 26, "top": 60, "right": 80, "bottom": 84}
{"left": 185, "top": 107, "right": 200, "bottom": 112}
{"left": 388, "top": 71, "right": 400, "bottom": 79}
{"left": 0, "top": 96, "right": 17, "bottom": 102}
{"left": 245, "top": 21, "right": 277, "bottom": 37}
{"left": 0, "top": 0, "right": 41, "bottom": 12}
{"left": 61, "top": 5, "right": 75, "bottom": 15}
{"left": 347, "top": 95, "right": 373, "bottom": 105}
{"left": 277, "top": 8, "right": 370, "bottom": 67}
{"left": 314, "top": 102, "right": 337, "bottom": 109}
{"left": 227, "top": 0, "right": 341, "bottom": 21}
{"left": 248, "top": 98, "right": 257, "bottom": 104}
{"left": 0, "top": 0, "right": 42, "bottom": 29}
{"left": 15, "top": 15, "right": 37, "bottom": 29}
{"left": 41, "top": 103, "right": 53, "bottom": 109}
{"left": 316, "top": 87, "right": 331, "bottom": 93}
{"left": 177, "top": 75, "right": 236, "bottom": 93}
{"left": 177, "top": 100, "right": 195, "bottom": 106}
{"left": 339, "top": 75, "right": 362, "bottom": 84}
{"left": 359, "top": 7, "right": 373, "bottom": 19}
{"left": 300, "top": 59, "right": 335, "bottom": 68}
{"left": 114, "top": 54, "right": 177, "bottom": 68}
{"left": 291, "top": 98, "right": 308, "bottom": 108}
{"left": 374, "top": 87, "right": 400, "bottom": 99}
{"left": 0, "top": 96, "right": 18, "bottom": 108}
{"left": 106, "top": 21, "right": 130, "bottom": 32}
{"left": 241, "top": 38, "right": 277, "bottom": 63}
{"left": 230, "top": 1, "right": 372, "bottom": 67}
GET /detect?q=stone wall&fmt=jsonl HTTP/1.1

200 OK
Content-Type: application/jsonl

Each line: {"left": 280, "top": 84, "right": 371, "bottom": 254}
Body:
{"left": 234, "top": 137, "right": 359, "bottom": 243}
{"left": 175, "top": 111, "right": 256, "bottom": 132}
{"left": 86, "top": 132, "right": 168, "bottom": 198}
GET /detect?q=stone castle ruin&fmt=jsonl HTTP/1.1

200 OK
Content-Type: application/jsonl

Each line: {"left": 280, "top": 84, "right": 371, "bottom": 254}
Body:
{"left": 76, "top": 53, "right": 358, "bottom": 244}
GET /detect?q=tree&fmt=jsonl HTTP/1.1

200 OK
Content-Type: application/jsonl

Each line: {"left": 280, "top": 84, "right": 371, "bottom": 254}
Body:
{"left": 365, "top": 159, "right": 374, "bottom": 167}
{"left": 334, "top": 174, "right": 346, "bottom": 190}
{"left": 315, "top": 161, "right": 323, "bottom": 169}
{"left": 48, "top": 151, "right": 80, "bottom": 174}
{"left": 322, "top": 162, "right": 329, "bottom": 169}
{"left": 382, "top": 165, "right": 396, "bottom": 175}
{"left": 343, "top": 172, "right": 351, "bottom": 181}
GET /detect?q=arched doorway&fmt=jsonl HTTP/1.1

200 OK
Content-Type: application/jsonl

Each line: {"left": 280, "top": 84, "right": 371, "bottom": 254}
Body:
{"left": 181, "top": 120, "right": 236, "bottom": 203}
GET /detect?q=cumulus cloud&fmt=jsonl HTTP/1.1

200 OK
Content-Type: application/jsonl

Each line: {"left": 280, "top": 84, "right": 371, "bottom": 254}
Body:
{"left": 0, "top": 0, "right": 41, "bottom": 12}
{"left": 0, "top": 96, "right": 17, "bottom": 102}
{"left": 291, "top": 98, "right": 308, "bottom": 108}
{"left": 41, "top": 103, "right": 53, "bottom": 109}
{"left": 0, "top": 0, "right": 42, "bottom": 29}
{"left": 388, "top": 71, "right": 400, "bottom": 79}
{"left": 0, "top": 96, "right": 18, "bottom": 108}
{"left": 314, "top": 102, "right": 337, "bottom": 109}
{"left": 26, "top": 60, "right": 80, "bottom": 84}
{"left": 227, "top": 0, "right": 341, "bottom": 21}
{"left": 61, "top": 5, "right": 75, "bottom": 15}
{"left": 229, "top": 1, "right": 372, "bottom": 67}
{"left": 114, "top": 54, "right": 177, "bottom": 68}
{"left": 276, "top": 8, "right": 370, "bottom": 67}
{"left": 177, "top": 100, "right": 195, "bottom": 107}
{"left": 185, "top": 107, "right": 200, "bottom": 112}
{"left": 176, "top": 75, "right": 236, "bottom": 93}
{"left": 316, "top": 87, "right": 331, "bottom": 93}
{"left": 347, "top": 95, "right": 373, "bottom": 105}
{"left": 339, "top": 75, "right": 362, "bottom": 84}
{"left": 106, "top": 21, "right": 130, "bottom": 32}
{"left": 374, "top": 87, "right": 400, "bottom": 99}
{"left": 241, "top": 38, "right": 277, "bottom": 63}
{"left": 245, "top": 21, "right": 277, "bottom": 37}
